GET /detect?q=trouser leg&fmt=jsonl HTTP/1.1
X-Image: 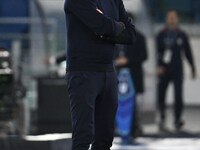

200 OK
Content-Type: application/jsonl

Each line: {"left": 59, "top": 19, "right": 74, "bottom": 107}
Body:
{"left": 172, "top": 76, "right": 183, "bottom": 123}
{"left": 131, "top": 95, "right": 138, "bottom": 136}
{"left": 157, "top": 74, "right": 170, "bottom": 121}
{"left": 91, "top": 72, "right": 118, "bottom": 150}
{"left": 67, "top": 71, "right": 104, "bottom": 150}
{"left": 131, "top": 94, "right": 143, "bottom": 137}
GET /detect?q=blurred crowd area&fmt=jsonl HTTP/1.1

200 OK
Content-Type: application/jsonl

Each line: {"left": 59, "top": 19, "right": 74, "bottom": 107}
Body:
{"left": 0, "top": 0, "right": 200, "bottom": 137}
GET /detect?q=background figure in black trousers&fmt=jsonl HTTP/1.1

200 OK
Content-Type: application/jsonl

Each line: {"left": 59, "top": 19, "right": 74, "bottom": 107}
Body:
{"left": 64, "top": 0, "right": 136, "bottom": 150}
{"left": 156, "top": 10, "right": 196, "bottom": 132}
{"left": 115, "top": 26, "right": 148, "bottom": 138}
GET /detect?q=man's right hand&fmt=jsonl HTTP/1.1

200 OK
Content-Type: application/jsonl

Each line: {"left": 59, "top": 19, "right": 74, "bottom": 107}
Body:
{"left": 192, "top": 71, "right": 197, "bottom": 79}
{"left": 96, "top": 8, "right": 103, "bottom": 14}
{"left": 45, "top": 56, "right": 56, "bottom": 65}
{"left": 157, "top": 66, "right": 165, "bottom": 76}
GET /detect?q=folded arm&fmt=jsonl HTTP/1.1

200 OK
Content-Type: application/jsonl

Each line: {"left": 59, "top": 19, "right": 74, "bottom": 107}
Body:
{"left": 65, "top": 0, "right": 124, "bottom": 36}
{"left": 99, "top": 0, "right": 136, "bottom": 44}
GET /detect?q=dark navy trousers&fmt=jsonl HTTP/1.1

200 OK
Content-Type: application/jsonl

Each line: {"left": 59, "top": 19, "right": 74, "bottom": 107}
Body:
{"left": 66, "top": 71, "right": 118, "bottom": 150}
{"left": 157, "top": 70, "right": 183, "bottom": 123}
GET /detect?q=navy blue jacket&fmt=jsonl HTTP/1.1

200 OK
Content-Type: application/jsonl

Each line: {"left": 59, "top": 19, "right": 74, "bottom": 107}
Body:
{"left": 156, "top": 28, "right": 195, "bottom": 75}
{"left": 64, "top": 0, "right": 136, "bottom": 72}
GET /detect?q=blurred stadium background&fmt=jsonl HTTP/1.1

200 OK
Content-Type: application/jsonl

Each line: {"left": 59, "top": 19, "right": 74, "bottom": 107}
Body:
{"left": 0, "top": 0, "right": 200, "bottom": 149}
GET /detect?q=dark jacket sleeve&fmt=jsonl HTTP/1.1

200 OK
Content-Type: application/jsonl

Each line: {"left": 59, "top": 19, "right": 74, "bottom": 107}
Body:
{"left": 156, "top": 32, "right": 165, "bottom": 67}
{"left": 139, "top": 33, "right": 148, "bottom": 62}
{"left": 125, "top": 32, "right": 147, "bottom": 66}
{"left": 183, "top": 34, "right": 196, "bottom": 73}
{"left": 65, "top": 0, "right": 124, "bottom": 36}
{"left": 101, "top": 0, "right": 136, "bottom": 44}
{"left": 56, "top": 54, "right": 66, "bottom": 64}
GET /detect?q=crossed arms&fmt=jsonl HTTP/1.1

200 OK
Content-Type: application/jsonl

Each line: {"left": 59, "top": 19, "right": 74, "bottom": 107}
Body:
{"left": 65, "top": 0, "right": 136, "bottom": 44}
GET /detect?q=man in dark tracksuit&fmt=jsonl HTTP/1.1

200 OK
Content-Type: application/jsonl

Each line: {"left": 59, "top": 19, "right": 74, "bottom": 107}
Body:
{"left": 156, "top": 10, "right": 196, "bottom": 131}
{"left": 64, "top": 0, "right": 136, "bottom": 150}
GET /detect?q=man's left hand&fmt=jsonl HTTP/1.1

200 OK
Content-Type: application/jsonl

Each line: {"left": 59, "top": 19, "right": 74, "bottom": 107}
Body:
{"left": 192, "top": 71, "right": 197, "bottom": 79}
{"left": 115, "top": 57, "right": 128, "bottom": 66}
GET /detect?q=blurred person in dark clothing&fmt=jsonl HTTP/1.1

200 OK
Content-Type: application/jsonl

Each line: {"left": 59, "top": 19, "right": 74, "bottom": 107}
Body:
{"left": 156, "top": 10, "right": 196, "bottom": 132}
{"left": 64, "top": 0, "right": 136, "bottom": 150}
{"left": 115, "top": 31, "right": 147, "bottom": 94}
{"left": 115, "top": 13, "right": 148, "bottom": 138}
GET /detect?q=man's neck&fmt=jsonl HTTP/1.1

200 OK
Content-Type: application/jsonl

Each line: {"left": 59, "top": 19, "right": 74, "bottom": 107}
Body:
{"left": 167, "top": 26, "right": 178, "bottom": 31}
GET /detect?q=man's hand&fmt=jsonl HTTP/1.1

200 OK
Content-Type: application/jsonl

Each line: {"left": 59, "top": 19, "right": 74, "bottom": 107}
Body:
{"left": 192, "top": 71, "right": 197, "bottom": 79}
{"left": 115, "top": 57, "right": 128, "bottom": 66}
{"left": 96, "top": 8, "right": 103, "bottom": 14}
{"left": 45, "top": 56, "right": 55, "bottom": 65}
{"left": 157, "top": 66, "right": 165, "bottom": 76}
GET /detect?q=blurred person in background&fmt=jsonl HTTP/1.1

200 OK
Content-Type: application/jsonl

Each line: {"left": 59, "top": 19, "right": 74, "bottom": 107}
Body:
{"left": 45, "top": 53, "right": 66, "bottom": 65}
{"left": 115, "top": 13, "right": 148, "bottom": 139}
{"left": 0, "top": 46, "right": 7, "bottom": 52}
{"left": 64, "top": 0, "right": 136, "bottom": 150}
{"left": 156, "top": 10, "right": 196, "bottom": 132}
